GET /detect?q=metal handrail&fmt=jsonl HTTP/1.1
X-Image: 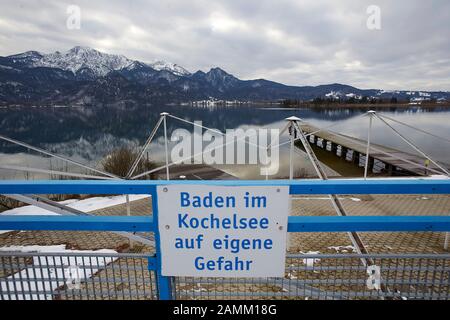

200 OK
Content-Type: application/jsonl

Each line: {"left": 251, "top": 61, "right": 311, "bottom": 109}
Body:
{"left": 1, "top": 178, "right": 450, "bottom": 300}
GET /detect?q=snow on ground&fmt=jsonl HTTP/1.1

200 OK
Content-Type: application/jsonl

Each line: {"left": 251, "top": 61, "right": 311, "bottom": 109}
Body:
{"left": 0, "top": 244, "right": 68, "bottom": 253}
{"left": 299, "top": 251, "right": 321, "bottom": 267}
{"left": 0, "top": 194, "right": 150, "bottom": 216}
{"left": 0, "top": 194, "right": 150, "bottom": 234}
{"left": 328, "top": 245, "right": 357, "bottom": 253}
{"left": 0, "top": 244, "right": 117, "bottom": 300}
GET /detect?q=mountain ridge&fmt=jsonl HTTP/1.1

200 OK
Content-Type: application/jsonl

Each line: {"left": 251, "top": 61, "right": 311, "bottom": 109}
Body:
{"left": 0, "top": 46, "right": 448, "bottom": 106}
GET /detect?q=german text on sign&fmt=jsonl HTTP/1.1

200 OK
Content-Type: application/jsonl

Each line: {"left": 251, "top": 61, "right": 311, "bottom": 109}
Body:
{"left": 157, "top": 185, "right": 289, "bottom": 277}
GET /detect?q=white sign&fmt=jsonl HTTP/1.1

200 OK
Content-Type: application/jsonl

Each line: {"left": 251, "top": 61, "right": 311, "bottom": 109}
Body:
{"left": 157, "top": 185, "right": 289, "bottom": 277}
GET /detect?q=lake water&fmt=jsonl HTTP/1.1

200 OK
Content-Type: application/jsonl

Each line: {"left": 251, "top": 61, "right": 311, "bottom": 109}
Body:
{"left": 1, "top": 104, "right": 449, "bottom": 180}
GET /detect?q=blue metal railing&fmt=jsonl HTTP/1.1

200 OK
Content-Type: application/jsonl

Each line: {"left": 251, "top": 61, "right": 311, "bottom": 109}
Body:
{"left": 1, "top": 215, "right": 450, "bottom": 233}
{"left": 2, "top": 178, "right": 450, "bottom": 194}
{"left": 1, "top": 179, "right": 450, "bottom": 300}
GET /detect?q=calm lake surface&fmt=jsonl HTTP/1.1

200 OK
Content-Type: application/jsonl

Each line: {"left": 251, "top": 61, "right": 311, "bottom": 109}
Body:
{"left": 1, "top": 104, "right": 449, "bottom": 179}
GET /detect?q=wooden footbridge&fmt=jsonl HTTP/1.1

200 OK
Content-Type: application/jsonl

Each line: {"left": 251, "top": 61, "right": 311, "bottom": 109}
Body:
{"left": 299, "top": 123, "right": 450, "bottom": 176}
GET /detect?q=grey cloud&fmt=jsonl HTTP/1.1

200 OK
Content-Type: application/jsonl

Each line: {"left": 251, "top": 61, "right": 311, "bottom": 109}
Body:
{"left": 0, "top": 0, "right": 449, "bottom": 90}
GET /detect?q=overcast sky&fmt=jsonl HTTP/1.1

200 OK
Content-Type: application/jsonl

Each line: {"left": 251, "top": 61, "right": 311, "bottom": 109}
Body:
{"left": 0, "top": 0, "right": 449, "bottom": 91}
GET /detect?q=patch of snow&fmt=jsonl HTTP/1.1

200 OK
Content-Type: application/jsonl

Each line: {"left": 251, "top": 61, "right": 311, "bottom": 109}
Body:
{"left": 192, "top": 283, "right": 208, "bottom": 293}
{"left": 31, "top": 46, "right": 134, "bottom": 77}
{"left": 0, "top": 194, "right": 150, "bottom": 234}
{"left": 7, "top": 51, "right": 43, "bottom": 60}
{"left": 149, "top": 60, "right": 190, "bottom": 76}
{"left": 410, "top": 97, "right": 429, "bottom": 102}
{"left": 22, "top": 46, "right": 191, "bottom": 78}
{"left": 0, "top": 64, "right": 14, "bottom": 70}
{"left": 0, "top": 194, "right": 149, "bottom": 216}
{"left": 0, "top": 244, "right": 117, "bottom": 300}
{"left": 395, "top": 290, "right": 408, "bottom": 300}
{"left": 328, "top": 245, "right": 357, "bottom": 253}
{"left": 0, "top": 244, "right": 67, "bottom": 253}
{"left": 345, "top": 93, "right": 362, "bottom": 99}
{"left": 300, "top": 251, "right": 321, "bottom": 267}
{"left": 6, "top": 81, "right": 23, "bottom": 86}
{"left": 325, "top": 91, "right": 342, "bottom": 99}
{"left": 287, "top": 272, "right": 298, "bottom": 280}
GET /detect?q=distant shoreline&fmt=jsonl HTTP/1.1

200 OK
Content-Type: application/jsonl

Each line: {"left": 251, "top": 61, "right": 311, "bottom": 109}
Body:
{"left": 277, "top": 102, "right": 450, "bottom": 109}
{"left": 1, "top": 101, "right": 449, "bottom": 109}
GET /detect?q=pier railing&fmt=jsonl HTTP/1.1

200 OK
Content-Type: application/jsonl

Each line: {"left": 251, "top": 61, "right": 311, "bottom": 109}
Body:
{"left": 0, "top": 179, "right": 450, "bottom": 300}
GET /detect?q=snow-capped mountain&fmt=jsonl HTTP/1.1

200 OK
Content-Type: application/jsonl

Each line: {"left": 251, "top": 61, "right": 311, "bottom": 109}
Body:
{"left": 30, "top": 46, "right": 133, "bottom": 77}
{"left": 0, "top": 46, "right": 449, "bottom": 106}
{"left": 7, "top": 50, "right": 44, "bottom": 65}
{"left": 149, "top": 60, "right": 190, "bottom": 76}
{"left": 6, "top": 46, "right": 190, "bottom": 78}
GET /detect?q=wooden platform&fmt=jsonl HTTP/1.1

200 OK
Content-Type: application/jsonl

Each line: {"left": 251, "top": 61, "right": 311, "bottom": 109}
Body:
{"left": 152, "top": 164, "right": 237, "bottom": 180}
{"left": 300, "top": 124, "right": 449, "bottom": 176}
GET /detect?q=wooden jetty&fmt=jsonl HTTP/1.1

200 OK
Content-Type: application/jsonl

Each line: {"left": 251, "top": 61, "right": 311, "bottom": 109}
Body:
{"left": 299, "top": 124, "right": 449, "bottom": 176}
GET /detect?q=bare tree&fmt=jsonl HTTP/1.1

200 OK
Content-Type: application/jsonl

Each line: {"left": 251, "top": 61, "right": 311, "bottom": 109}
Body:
{"left": 102, "top": 146, "right": 157, "bottom": 179}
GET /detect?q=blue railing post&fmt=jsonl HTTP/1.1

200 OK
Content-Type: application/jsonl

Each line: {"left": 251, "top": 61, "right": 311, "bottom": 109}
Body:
{"left": 150, "top": 186, "right": 173, "bottom": 300}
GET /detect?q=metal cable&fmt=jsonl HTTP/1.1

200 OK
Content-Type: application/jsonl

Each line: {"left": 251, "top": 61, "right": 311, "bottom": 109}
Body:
{"left": 130, "top": 117, "right": 284, "bottom": 180}
{"left": 0, "top": 165, "right": 116, "bottom": 180}
{"left": 167, "top": 113, "right": 268, "bottom": 150}
{"left": 126, "top": 116, "right": 164, "bottom": 178}
{"left": 374, "top": 114, "right": 450, "bottom": 176}
{"left": 378, "top": 114, "right": 450, "bottom": 144}
{"left": 271, "top": 112, "right": 370, "bottom": 149}
{"left": 323, "top": 128, "right": 446, "bottom": 176}
{"left": 0, "top": 134, "right": 120, "bottom": 179}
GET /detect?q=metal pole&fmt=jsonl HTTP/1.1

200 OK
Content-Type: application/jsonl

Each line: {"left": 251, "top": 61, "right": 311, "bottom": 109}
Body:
{"left": 445, "top": 232, "right": 449, "bottom": 250}
{"left": 264, "top": 146, "right": 269, "bottom": 180}
{"left": 152, "top": 186, "right": 173, "bottom": 299}
{"left": 289, "top": 126, "right": 294, "bottom": 180}
{"left": 126, "top": 195, "right": 130, "bottom": 216}
{"left": 364, "top": 111, "right": 374, "bottom": 180}
{"left": 292, "top": 121, "right": 372, "bottom": 268}
{"left": 126, "top": 115, "right": 164, "bottom": 178}
{"left": 161, "top": 112, "right": 170, "bottom": 180}
{"left": 286, "top": 116, "right": 302, "bottom": 180}
{"left": 3, "top": 194, "right": 154, "bottom": 246}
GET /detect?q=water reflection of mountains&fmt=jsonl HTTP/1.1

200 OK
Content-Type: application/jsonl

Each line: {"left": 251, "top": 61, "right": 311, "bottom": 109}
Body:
{"left": 1, "top": 104, "right": 448, "bottom": 154}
